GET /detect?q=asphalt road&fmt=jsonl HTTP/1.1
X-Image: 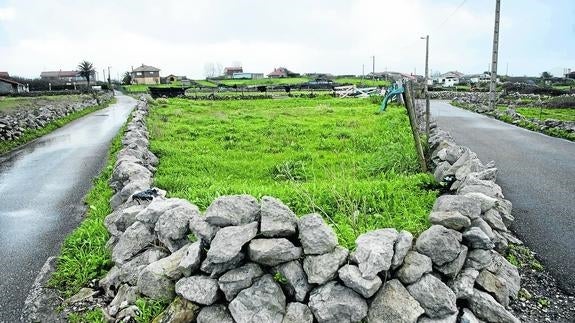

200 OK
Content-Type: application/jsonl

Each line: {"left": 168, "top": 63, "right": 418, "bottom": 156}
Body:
{"left": 0, "top": 94, "right": 135, "bottom": 322}
{"left": 431, "top": 100, "right": 575, "bottom": 294}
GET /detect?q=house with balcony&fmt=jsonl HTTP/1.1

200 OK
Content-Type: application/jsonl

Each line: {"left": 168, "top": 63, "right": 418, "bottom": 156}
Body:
{"left": 131, "top": 64, "right": 161, "bottom": 85}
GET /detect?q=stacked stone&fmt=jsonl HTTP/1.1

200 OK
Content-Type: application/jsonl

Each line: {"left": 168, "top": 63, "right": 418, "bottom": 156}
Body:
{"left": 0, "top": 92, "right": 113, "bottom": 141}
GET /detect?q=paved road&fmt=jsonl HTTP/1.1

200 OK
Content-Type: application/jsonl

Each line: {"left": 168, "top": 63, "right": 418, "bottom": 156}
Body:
{"left": 431, "top": 100, "right": 575, "bottom": 294}
{"left": 0, "top": 94, "right": 135, "bottom": 322}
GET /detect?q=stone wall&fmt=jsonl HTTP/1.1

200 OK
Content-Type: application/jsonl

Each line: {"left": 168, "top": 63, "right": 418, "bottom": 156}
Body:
{"left": 0, "top": 92, "right": 113, "bottom": 141}
{"left": 84, "top": 99, "right": 522, "bottom": 322}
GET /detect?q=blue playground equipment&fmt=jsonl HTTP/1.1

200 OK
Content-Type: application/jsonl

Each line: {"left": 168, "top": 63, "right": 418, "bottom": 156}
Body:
{"left": 380, "top": 83, "right": 405, "bottom": 112}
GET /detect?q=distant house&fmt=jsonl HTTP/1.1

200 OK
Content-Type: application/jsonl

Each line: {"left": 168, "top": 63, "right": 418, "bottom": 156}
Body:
{"left": 0, "top": 72, "right": 10, "bottom": 79}
{"left": 164, "top": 74, "right": 188, "bottom": 83}
{"left": 0, "top": 77, "right": 27, "bottom": 94}
{"left": 131, "top": 64, "right": 161, "bottom": 85}
{"left": 566, "top": 70, "right": 575, "bottom": 80}
{"left": 223, "top": 67, "right": 243, "bottom": 78}
{"left": 464, "top": 73, "right": 491, "bottom": 84}
{"left": 370, "top": 71, "right": 416, "bottom": 82}
{"left": 40, "top": 70, "right": 93, "bottom": 84}
{"left": 268, "top": 67, "right": 298, "bottom": 78}
{"left": 232, "top": 72, "right": 264, "bottom": 80}
{"left": 434, "top": 71, "right": 464, "bottom": 87}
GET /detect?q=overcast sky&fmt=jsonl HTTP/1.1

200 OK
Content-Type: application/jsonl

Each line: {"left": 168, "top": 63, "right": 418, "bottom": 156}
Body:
{"left": 0, "top": 0, "right": 574, "bottom": 80}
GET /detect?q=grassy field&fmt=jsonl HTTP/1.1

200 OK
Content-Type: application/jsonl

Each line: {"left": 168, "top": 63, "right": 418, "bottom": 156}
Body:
{"left": 334, "top": 77, "right": 391, "bottom": 87}
{"left": 516, "top": 107, "right": 575, "bottom": 121}
{"left": 148, "top": 97, "right": 436, "bottom": 248}
{"left": 0, "top": 94, "right": 89, "bottom": 113}
{"left": 216, "top": 77, "right": 311, "bottom": 86}
{"left": 123, "top": 83, "right": 185, "bottom": 93}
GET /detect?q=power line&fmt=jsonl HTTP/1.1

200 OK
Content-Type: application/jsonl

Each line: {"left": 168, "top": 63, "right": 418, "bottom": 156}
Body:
{"left": 437, "top": 0, "right": 469, "bottom": 29}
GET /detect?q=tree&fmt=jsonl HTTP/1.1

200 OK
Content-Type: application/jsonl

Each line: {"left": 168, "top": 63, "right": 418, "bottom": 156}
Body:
{"left": 77, "top": 60, "right": 95, "bottom": 88}
{"left": 541, "top": 71, "right": 553, "bottom": 79}
{"left": 122, "top": 72, "right": 132, "bottom": 85}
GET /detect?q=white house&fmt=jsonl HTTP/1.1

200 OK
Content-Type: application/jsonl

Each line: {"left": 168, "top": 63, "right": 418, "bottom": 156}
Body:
{"left": 466, "top": 73, "right": 492, "bottom": 84}
{"left": 433, "top": 71, "right": 464, "bottom": 87}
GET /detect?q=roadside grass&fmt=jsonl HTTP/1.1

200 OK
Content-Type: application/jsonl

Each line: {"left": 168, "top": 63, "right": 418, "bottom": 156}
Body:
{"left": 0, "top": 97, "right": 117, "bottom": 155}
{"left": 47, "top": 119, "right": 125, "bottom": 298}
{"left": 123, "top": 83, "right": 184, "bottom": 93}
{"left": 148, "top": 97, "right": 437, "bottom": 248}
{"left": 515, "top": 107, "right": 575, "bottom": 121}
{"left": 334, "top": 77, "right": 391, "bottom": 87}
{"left": 0, "top": 94, "right": 89, "bottom": 112}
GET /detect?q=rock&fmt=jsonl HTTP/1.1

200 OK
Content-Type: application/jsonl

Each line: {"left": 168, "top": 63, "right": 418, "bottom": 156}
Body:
{"left": 189, "top": 213, "right": 219, "bottom": 245}
{"left": 458, "top": 176, "right": 504, "bottom": 199}
{"left": 435, "top": 245, "right": 467, "bottom": 278}
{"left": 470, "top": 217, "right": 495, "bottom": 240}
{"left": 260, "top": 196, "right": 297, "bottom": 237}
{"left": 432, "top": 195, "right": 481, "bottom": 220}
{"left": 350, "top": 228, "right": 398, "bottom": 279}
{"left": 297, "top": 213, "right": 338, "bottom": 255}
{"left": 485, "top": 252, "right": 520, "bottom": 299}
{"left": 136, "top": 198, "right": 191, "bottom": 226}
{"left": 65, "top": 288, "right": 97, "bottom": 305}
{"left": 391, "top": 230, "right": 413, "bottom": 269}
{"left": 274, "top": 260, "right": 311, "bottom": 302}
{"left": 204, "top": 195, "right": 260, "bottom": 226}
{"left": 197, "top": 304, "right": 234, "bottom": 323}
{"left": 248, "top": 238, "right": 302, "bottom": 266}
{"left": 460, "top": 308, "right": 480, "bottom": 323}
{"left": 418, "top": 313, "right": 458, "bottom": 323}
{"left": 112, "top": 221, "right": 155, "bottom": 265}
{"left": 152, "top": 297, "right": 200, "bottom": 323}
{"left": 397, "top": 251, "right": 433, "bottom": 284}
{"left": 368, "top": 279, "right": 424, "bottom": 323}
{"left": 206, "top": 222, "right": 258, "bottom": 264}
{"left": 137, "top": 246, "right": 190, "bottom": 299}
{"left": 99, "top": 266, "right": 121, "bottom": 298}
{"left": 116, "top": 305, "right": 140, "bottom": 321}
{"left": 104, "top": 205, "right": 145, "bottom": 236}
{"left": 476, "top": 269, "right": 510, "bottom": 306}
{"left": 201, "top": 251, "right": 245, "bottom": 278}
{"left": 448, "top": 267, "right": 479, "bottom": 300}
{"left": 155, "top": 205, "right": 198, "bottom": 252}
{"left": 415, "top": 225, "right": 462, "bottom": 266}
{"left": 228, "top": 274, "right": 286, "bottom": 323}
{"left": 406, "top": 274, "right": 457, "bottom": 319}
{"left": 468, "top": 289, "right": 520, "bottom": 323}
{"left": 283, "top": 302, "right": 313, "bottom": 323}
{"left": 107, "top": 284, "right": 138, "bottom": 316}
{"left": 303, "top": 246, "right": 348, "bottom": 284}
{"left": 175, "top": 276, "right": 220, "bottom": 305}
{"left": 492, "top": 230, "right": 509, "bottom": 253}
{"left": 463, "top": 227, "right": 494, "bottom": 249}
{"left": 465, "top": 249, "right": 493, "bottom": 270}
{"left": 308, "top": 281, "right": 368, "bottom": 323}
{"left": 177, "top": 241, "right": 202, "bottom": 277}
{"left": 218, "top": 263, "right": 264, "bottom": 301}
{"left": 463, "top": 192, "right": 497, "bottom": 213}
{"left": 338, "top": 264, "right": 382, "bottom": 298}
{"left": 482, "top": 209, "right": 507, "bottom": 232}
{"left": 115, "top": 248, "right": 168, "bottom": 286}
{"left": 429, "top": 211, "right": 471, "bottom": 230}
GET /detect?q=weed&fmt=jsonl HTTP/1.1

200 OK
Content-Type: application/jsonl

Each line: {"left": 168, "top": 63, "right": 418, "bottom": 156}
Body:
{"left": 67, "top": 308, "right": 105, "bottom": 323}
{"left": 273, "top": 272, "right": 288, "bottom": 285}
{"left": 506, "top": 244, "right": 544, "bottom": 272}
{"left": 135, "top": 298, "right": 170, "bottom": 323}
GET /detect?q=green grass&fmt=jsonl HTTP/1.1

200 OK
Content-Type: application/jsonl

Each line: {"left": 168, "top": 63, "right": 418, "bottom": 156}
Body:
{"left": 515, "top": 107, "right": 575, "bottom": 121}
{"left": 148, "top": 97, "right": 437, "bottom": 248}
{"left": 216, "top": 77, "right": 311, "bottom": 87}
{"left": 194, "top": 80, "right": 218, "bottom": 88}
{"left": 0, "top": 94, "right": 89, "bottom": 112}
{"left": 48, "top": 119, "right": 125, "bottom": 298}
{"left": 123, "top": 83, "right": 184, "bottom": 93}
{"left": 0, "top": 97, "right": 117, "bottom": 155}
{"left": 334, "top": 77, "right": 391, "bottom": 87}
{"left": 134, "top": 298, "right": 170, "bottom": 323}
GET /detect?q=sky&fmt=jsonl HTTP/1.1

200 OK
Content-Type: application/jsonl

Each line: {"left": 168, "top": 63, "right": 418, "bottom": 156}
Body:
{"left": 0, "top": 0, "right": 574, "bottom": 80}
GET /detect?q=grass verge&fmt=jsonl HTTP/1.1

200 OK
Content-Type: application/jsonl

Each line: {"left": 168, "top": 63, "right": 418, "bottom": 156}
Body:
{"left": 0, "top": 97, "right": 117, "bottom": 155}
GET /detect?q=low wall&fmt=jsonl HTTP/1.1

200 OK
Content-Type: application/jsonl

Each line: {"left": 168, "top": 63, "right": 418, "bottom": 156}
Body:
{"left": 0, "top": 92, "right": 113, "bottom": 141}
{"left": 67, "top": 99, "right": 522, "bottom": 322}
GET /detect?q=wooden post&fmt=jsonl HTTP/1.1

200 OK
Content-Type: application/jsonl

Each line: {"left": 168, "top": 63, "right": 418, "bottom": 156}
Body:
{"left": 403, "top": 81, "right": 427, "bottom": 172}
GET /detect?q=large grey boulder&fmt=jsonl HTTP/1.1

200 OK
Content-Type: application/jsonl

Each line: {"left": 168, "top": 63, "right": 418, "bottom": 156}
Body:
{"left": 201, "top": 251, "right": 245, "bottom": 278}
{"left": 155, "top": 205, "right": 198, "bottom": 252}
{"left": 260, "top": 196, "right": 297, "bottom": 237}
{"left": 465, "top": 249, "right": 493, "bottom": 270}
{"left": 476, "top": 269, "right": 510, "bottom": 306}
{"left": 274, "top": 260, "right": 311, "bottom": 302}
{"left": 368, "top": 279, "right": 424, "bottom": 323}
{"left": 463, "top": 227, "right": 494, "bottom": 249}
{"left": 468, "top": 289, "right": 520, "bottom": 323}
{"left": 338, "top": 264, "right": 382, "bottom": 298}
{"left": 107, "top": 284, "right": 138, "bottom": 317}
{"left": 435, "top": 245, "right": 468, "bottom": 278}
{"left": 432, "top": 195, "right": 481, "bottom": 220}
{"left": 204, "top": 195, "right": 260, "bottom": 226}
{"left": 115, "top": 247, "right": 168, "bottom": 286}
{"left": 104, "top": 204, "right": 145, "bottom": 237}
{"left": 136, "top": 245, "right": 190, "bottom": 299}
{"left": 297, "top": 213, "right": 338, "bottom": 255}
{"left": 418, "top": 313, "right": 458, "bottom": 323}
{"left": 463, "top": 192, "right": 497, "bottom": 213}
{"left": 205, "top": 222, "right": 258, "bottom": 264}
{"left": 136, "top": 198, "right": 191, "bottom": 226}
{"left": 485, "top": 252, "right": 520, "bottom": 300}
{"left": 448, "top": 267, "right": 479, "bottom": 300}
{"left": 350, "top": 228, "right": 398, "bottom": 279}
{"left": 303, "top": 246, "right": 348, "bottom": 284}
{"left": 175, "top": 276, "right": 220, "bottom": 305}
{"left": 283, "top": 302, "right": 313, "bottom": 323}
{"left": 189, "top": 214, "right": 219, "bottom": 245}
{"left": 391, "top": 230, "right": 413, "bottom": 269}
{"left": 415, "top": 225, "right": 462, "bottom": 266}
{"left": 308, "top": 281, "right": 368, "bottom": 323}
{"left": 429, "top": 211, "right": 471, "bottom": 230}
{"left": 152, "top": 296, "right": 200, "bottom": 323}
{"left": 218, "top": 263, "right": 264, "bottom": 301}
{"left": 197, "top": 304, "right": 234, "bottom": 323}
{"left": 482, "top": 209, "right": 507, "bottom": 232}
{"left": 397, "top": 251, "right": 433, "bottom": 284}
{"left": 406, "top": 274, "right": 457, "bottom": 319}
{"left": 460, "top": 308, "right": 481, "bottom": 323}
{"left": 112, "top": 221, "right": 155, "bottom": 265}
{"left": 228, "top": 274, "right": 286, "bottom": 323}
{"left": 177, "top": 241, "right": 202, "bottom": 277}
{"left": 248, "top": 238, "right": 302, "bottom": 266}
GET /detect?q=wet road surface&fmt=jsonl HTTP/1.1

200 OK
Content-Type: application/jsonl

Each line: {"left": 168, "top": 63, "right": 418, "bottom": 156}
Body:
{"left": 0, "top": 94, "right": 135, "bottom": 322}
{"left": 431, "top": 100, "right": 575, "bottom": 294}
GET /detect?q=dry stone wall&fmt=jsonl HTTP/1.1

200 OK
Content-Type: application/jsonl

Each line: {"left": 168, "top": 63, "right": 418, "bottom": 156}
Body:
{"left": 0, "top": 92, "right": 113, "bottom": 141}
{"left": 87, "top": 98, "right": 522, "bottom": 322}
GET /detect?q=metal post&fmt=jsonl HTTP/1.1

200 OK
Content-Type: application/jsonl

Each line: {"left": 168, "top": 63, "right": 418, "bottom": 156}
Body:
{"left": 423, "top": 35, "right": 430, "bottom": 137}
{"left": 372, "top": 56, "right": 375, "bottom": 79}
{"left": 489, "top": 0, "right": 501, "bottom": 110}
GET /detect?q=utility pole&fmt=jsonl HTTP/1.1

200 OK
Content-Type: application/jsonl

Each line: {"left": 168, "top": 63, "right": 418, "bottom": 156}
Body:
{"left": 489, "top": 0, "right": 501, "bottom": 110}
{"left": 108, "top": 66, "right": 112, "bottom": 91}
{"left": 422, "top": 35, "right": 430, "bottom": 137}
{"left": 372, "top": 56, "right": 375, "bottom": 79}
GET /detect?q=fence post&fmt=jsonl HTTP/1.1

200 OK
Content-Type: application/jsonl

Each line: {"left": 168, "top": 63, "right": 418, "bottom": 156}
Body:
{"left": 403, "top": 81, "right": 427, "bottom": 173}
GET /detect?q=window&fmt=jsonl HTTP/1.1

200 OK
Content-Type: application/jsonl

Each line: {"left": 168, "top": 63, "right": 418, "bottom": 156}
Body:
{"left": 137, "top": 72, "right": 142, "bottom": 76}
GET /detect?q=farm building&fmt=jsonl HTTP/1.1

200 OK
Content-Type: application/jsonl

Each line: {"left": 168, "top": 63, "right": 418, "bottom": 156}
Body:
{"left": 223, "top": 67, "right": 243, "bottom": 78}
{"left": 267, "top": 67, "right": 298, "bottom": 78}
{"left": 464, "top": 73, "right": 492, "bottom": 84}
{"left": 131, "top": 64, "right": 161, "bottom": 85}
{"left": 40, "top": 70, "right": 94, "bottom": 84}
{"left": 232, "top": 72, "right": 264, "bottom": 79}
{"left": 163, "top": 74, "right": 187, "bottom": 83}
{"left": 0, "top": 77, "right": 27, "bottom": 94}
